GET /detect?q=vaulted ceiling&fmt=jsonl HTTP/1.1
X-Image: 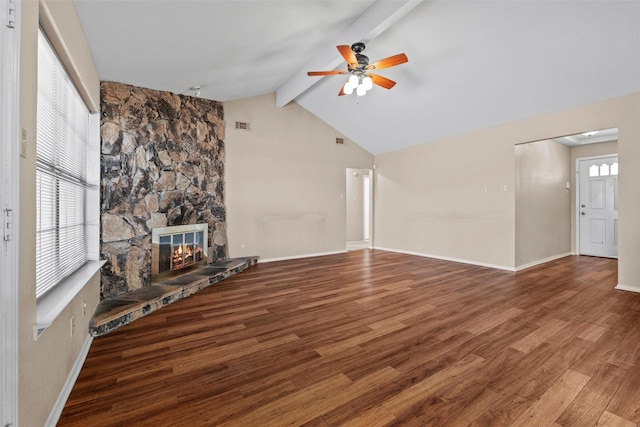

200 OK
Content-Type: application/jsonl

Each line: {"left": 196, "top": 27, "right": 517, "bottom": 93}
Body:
{"left": 74, "top": 0, "right": 640, "bottom": 155}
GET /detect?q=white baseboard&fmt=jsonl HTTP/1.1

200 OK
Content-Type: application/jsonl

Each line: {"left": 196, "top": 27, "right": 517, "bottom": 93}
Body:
{"left": 259, "top": 250, "right": 347, "bottom": 263}
{"left": 373, "top": 246, "right": 515, "bottom": 271}
{"left": 45, "top": 333, "right": 93, "bottom": 427}
{"left": 514, "top": 252, "right": 574, "bottom": 271}
{"left": 615, "top": 284, "right": 640, "bottom": 293}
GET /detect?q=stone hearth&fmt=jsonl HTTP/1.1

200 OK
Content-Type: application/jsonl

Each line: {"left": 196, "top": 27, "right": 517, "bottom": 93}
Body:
{"left": 90, "top": 256, "right": 258, "bottom": 336}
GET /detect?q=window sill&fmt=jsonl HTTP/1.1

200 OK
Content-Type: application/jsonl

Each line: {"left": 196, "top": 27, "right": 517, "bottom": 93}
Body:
{"left": 35, "top": 260, "right": 105, "bottom": 338}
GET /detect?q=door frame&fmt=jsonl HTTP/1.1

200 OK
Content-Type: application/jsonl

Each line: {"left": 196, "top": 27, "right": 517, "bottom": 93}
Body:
{"left": 575, "top": 153, "right": 618, "bottom": 257}
{"left": 1, "top": 0, "right": 21, "bottom": 424}
{"left": 345, "top": 168, "right": 374, "bottom": 249}
{"left": 362, "top": 171, "right": 372, "bottom": 242}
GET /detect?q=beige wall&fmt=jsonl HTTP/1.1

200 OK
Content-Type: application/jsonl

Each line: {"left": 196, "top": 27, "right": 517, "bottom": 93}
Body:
{"left": 515, "top": 139, "right": 571, "bottom": 267}
{"left": 19, "top": 1, "right": 100, "bottom": 425}
{"left": 374, "top": 94, "right": 640, "bottom": 288}
{"left": 570, "top": 140, "right": 618, "bottom": 253}
{"left": 375, "top": 132, "right": 516, "bottom": 269}
{"left": 224, "top": 94, "right": 374, "bottom": 260}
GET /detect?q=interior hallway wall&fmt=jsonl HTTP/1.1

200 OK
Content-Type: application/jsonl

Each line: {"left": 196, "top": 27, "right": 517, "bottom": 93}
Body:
{"left": 224, "top": 94, "right": 374, "bottom": 261}
{"left": 515, "top": 139, "right": 571, "bottom": 267}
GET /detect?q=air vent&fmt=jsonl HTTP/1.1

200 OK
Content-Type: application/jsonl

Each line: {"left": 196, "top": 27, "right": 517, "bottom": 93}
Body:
{"left": 336, "top": 137, "right": 344, "bottom": 145}
{"left": 235, "top": 121, "right": 250, "bottom": 131}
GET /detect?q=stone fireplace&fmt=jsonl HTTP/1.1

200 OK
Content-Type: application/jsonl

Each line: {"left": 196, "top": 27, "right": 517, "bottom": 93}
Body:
{"left": 100, "top": 81, "right": 227, "bottom": 299}
{"left": 151, "top": 224, "right": 208, "bottom": 282}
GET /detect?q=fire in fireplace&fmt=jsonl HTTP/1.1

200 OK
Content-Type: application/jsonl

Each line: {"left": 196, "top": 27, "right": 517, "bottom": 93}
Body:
{"left": 152, "top": 224, "right": 208, "bottom": 281}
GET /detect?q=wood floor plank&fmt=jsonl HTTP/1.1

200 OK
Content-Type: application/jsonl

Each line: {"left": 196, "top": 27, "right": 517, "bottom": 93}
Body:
{"left": 381, "top": 353, "right": 485, "bottom": 416}
{"left": 509, "top": 317, "right": 569, "bottom": 353}
{"left": 577, "top": 322, "right": 608, "bottom": 342}
{"left": 510, "top": 369, "right": 591, "bottom": 426}
{"left": 445, "top": 388, "right": 504, "bottom": 426}
{"left": 570, "top": 326, "right": 627, "bottom": 377}
{"left": 314, "top": 321, "right": 407, "bottom": 357}
{"left": 605, "top": 360, "right": 640, "bottom": 424}
{"left": 58, "top": 251, "right": 640, "bottom": 426}
{"left": 465, "top": 307, "right": 525, "bottom": 335}
{"left": 596, "top": 410, "right": 638, "bottom": 427}
{"left": 338, "top": 404, "right": 397, "bottom": 427}
{"left": 221, "top": 366, "right": 400, "bottom": 427}
{"left": 556, "top": 362, "right": 626, "bottom": 427}
{"left": 607, "top": 312, "right": 640, "bottom": 369}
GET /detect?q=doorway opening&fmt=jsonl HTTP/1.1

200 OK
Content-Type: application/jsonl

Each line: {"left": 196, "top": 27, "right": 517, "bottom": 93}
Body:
{"left": 346, "top": 168, "right": 373, "bottom": 251}
{"left": 514, "top": 127, "right": 618, "bottom": 269}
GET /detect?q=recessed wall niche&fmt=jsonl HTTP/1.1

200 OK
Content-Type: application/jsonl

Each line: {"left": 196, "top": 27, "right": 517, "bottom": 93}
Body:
{"left": 100, "top": 81, "right": 227, "bottom": 299}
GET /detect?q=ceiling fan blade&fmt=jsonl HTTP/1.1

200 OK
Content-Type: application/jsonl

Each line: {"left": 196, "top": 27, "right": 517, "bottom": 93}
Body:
{"left": 365, "top": 53, "right": 408, "bottom": 70}
{"left": 307, "top": 70, "right": 347, "bottom": 76}
{"left": 338, "top": 79, "right": 351, "bottom": 96}
{"left": 337, "top": 45, "right": 358, "bottom": 69}
{"left": 368, "top": 73, "right": 396, "bottom": 89}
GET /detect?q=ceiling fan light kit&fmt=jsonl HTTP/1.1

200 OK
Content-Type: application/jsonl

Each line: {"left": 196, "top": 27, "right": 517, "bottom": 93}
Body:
{"left": 307, "top": 42, "right": 408, "bottom": 97}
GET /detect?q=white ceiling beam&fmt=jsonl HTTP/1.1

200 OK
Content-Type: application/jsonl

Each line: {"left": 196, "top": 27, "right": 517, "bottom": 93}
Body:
{"left": 275, "top": 0, "right": 424, "bottom": 107}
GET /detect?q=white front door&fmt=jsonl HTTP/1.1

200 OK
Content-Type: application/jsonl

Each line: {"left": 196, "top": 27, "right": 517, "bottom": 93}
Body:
{"left": 578, "top": 156, "right": 618, "bottom": 257}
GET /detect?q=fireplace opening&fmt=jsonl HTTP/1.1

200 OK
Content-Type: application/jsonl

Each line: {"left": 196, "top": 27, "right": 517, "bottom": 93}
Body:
{"left": 152, "top": 224, "right": 208, "bottom": 282}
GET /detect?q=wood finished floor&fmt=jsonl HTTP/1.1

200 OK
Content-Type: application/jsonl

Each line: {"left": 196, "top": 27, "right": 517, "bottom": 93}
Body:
{"left": 59, "top": 250, "right": 640, "bottom": 426}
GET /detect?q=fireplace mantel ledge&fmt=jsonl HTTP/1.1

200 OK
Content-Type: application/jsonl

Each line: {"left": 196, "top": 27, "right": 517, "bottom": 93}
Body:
{"left": 35, "top": 259, "right": 106, "bottom": 339}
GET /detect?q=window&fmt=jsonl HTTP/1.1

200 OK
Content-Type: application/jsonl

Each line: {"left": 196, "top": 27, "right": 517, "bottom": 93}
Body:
{"left": 589, "top": 161, "right": 618, "bottom": 178}
{"left": 36, "top": 29, "right": 99, "bottom": 299}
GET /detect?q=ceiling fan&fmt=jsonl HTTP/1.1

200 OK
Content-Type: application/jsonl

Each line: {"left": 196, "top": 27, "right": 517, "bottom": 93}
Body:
{"left": 307, "top": 42, "right": 408, "bottom": 96}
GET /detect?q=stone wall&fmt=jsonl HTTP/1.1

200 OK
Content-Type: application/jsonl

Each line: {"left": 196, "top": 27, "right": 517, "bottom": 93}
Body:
{"left": 100, "top": 81, "right": 227, "bottom": 299}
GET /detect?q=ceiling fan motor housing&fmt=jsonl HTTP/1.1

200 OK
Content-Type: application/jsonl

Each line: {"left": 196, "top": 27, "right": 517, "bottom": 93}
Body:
{"left": 350, "top": 42, "right": 369, "bottom": 72}
{"left": 355, "top": 54, "right": 369, "bottom": 69}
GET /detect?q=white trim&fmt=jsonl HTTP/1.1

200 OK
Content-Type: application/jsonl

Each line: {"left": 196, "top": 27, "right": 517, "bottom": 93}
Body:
{"left": 259, "top": 250, "right": 348, "bottom": 263}
{"left": 35, "top": 260, "right": 105, "bottom": 336}
{"left": 44, "top": 334, "right": 93, "bottom": 427}
{"left": 364, "top": 170, "right": 373, "bottom": 242}
{"left": 347, "top": 240, "right": 371, "bottom": 251}
{"left": 514, "top": 252, "right": 574, "bottom": 271}
{"left": 614, "top": 284, "right": 640, "bottom": 294}
{"left": 1, "top": 0, "right": 20, "bottom": 424}
{"left": 374, "top": 246, "right": 516, "bottom": 271}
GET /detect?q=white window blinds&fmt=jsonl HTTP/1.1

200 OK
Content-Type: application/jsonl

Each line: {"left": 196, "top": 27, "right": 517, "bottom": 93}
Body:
{"left": 36, "top": 29, "right": 98, "bottom": 299}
